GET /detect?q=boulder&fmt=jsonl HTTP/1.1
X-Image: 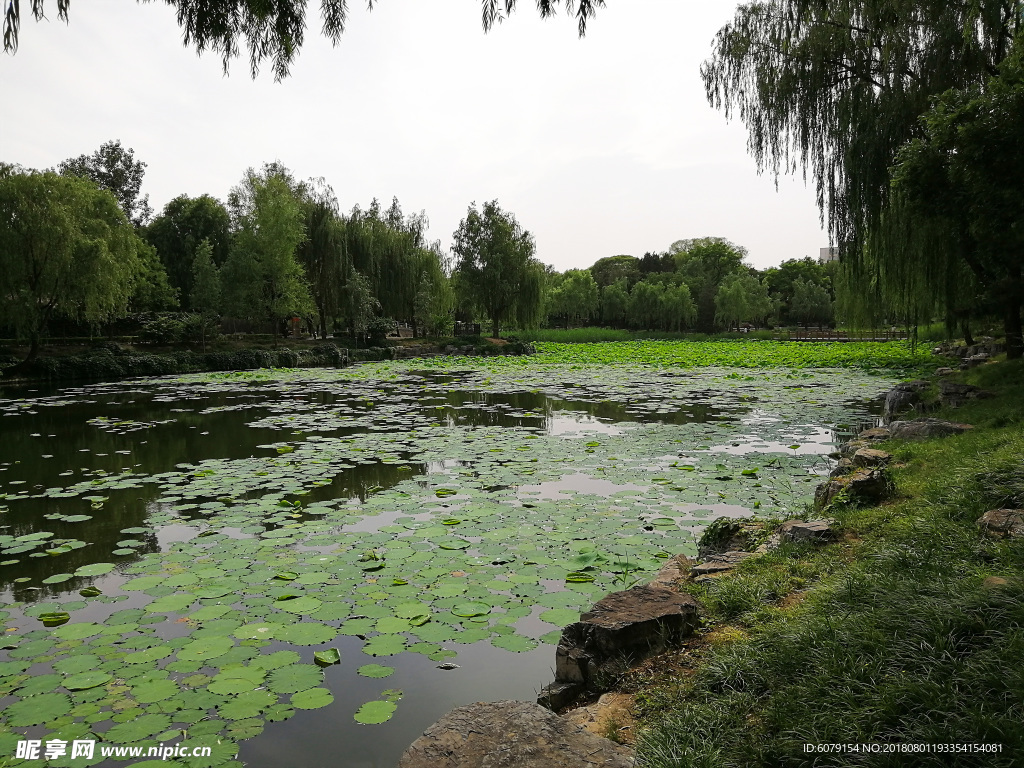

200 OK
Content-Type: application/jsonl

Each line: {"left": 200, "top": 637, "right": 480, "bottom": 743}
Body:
{"left": 397, "top": 700, "right": 635, "bottom": 768}
{"left": 829, "top": 457, "right": 854, "bottom": 477}
{"left": 553, "top": 585, "right": 699, "bottom": 687}
{"left": 647, "top": 554, "right": 692, "bottom": 590}
{"left": 777, "top": 519, "right": 836, "bottom": 544}
{"left": 977, "top": 509, "right": 1024, "bottom": 539}
{"left": 851, "top": 448, "right": 892, "bottom": 468}
{"left": 883, "top": 380, "right": 928, "bottom": 421}
{"left": 563, "top": 692, "right": 636, "bottom": 745}
{"left": 689, "top": 551, "right": 757, "bottom": 577}
{"left": 935, "top": 367, "right": 956, "bottom": 376}
{"left": 888, "top": 419, "right": 973, "bottom": 440}
{"left": 857, "top": 426, "right": 892, "bottom": 441}
{"left": 815, "top": 468, "right": 891, "bottom": 509}
{"left": 961, "top": 353, "right": 990, "bottom": 369}
{"left": 696, "top": 517, "right": 769, "bottom": 557}
{"left": 938, "top": 380, "right": 993, "bottom": 408}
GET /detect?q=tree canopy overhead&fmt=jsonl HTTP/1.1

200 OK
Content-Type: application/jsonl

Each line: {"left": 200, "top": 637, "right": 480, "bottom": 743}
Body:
{"left": 5, "top": 0, "right": 605, "bottom": 79}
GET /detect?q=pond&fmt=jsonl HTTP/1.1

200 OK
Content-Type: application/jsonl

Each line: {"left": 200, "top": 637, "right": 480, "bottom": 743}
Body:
{"left": 0, "top": 358, "right": 896, "bottom": 768}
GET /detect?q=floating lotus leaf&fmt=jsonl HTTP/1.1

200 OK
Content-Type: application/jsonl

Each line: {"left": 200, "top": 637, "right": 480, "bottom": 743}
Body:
{"left": 132, "top": 678, "right": 179, "bottom": 703}
{"left": 6, "top": 692, "right": 73, "bottom": 726}
{"left": 276, "top": 622, "right": 337, "bottom": 646}
{"left": 291, "top": 687, "right": 334, "bottom": 710}
{"left": 276, "top": 596, "right": 321, "bottom": 615}
{"left": 39, "top": 611, "right": 71, "bottom": 627}
{"left": 177, "top": 636, "right": 234, "bottom": 662}
{"left": 357, "top": 664, "right": 394, "bottom": 678}
{"left": 63, "top": 671, "right": 113, "bottom": 691}
{"left": 251, "top": 650, "right": 301, "bottom": 670}
{"left": 73, "top": 562, "right": 115, "bottom": 577}
{"left": 52, "top": 622, "right": 102, "bottom": 639}
{"left": 105, "top": 712, "right": 173, "bottom": 743}
{"left": 362, "top": 635, "right": 406, "bottom": 657}
{"left": 217, "top": 690, "right": 275, "bottom": 720}
{"left": 233, "top": 623, "right": 276, "bottom": 640}
{"left": 565, "top": 572, "right": 596, "bottom": 583}
{"left": 125, "top": 646, "right": 174, "bottom": 664}
{"left": 313, "top": 649, "right": 341, "bottom": 666}
{"left": 451, "top": 601, "right": 490, "bottom": 618}
{"left": 42, "top": 573, "right": 75, "bottom": 584}
{"left": 226, "top": 717, "right": 265, "bottom": 739}
{"left": 267, "top": 664, "right": 323, "bottom": 694}
{"left": 353, "top": 698, "right": 398, "bottom": 724}
{"left": 374, "top": 617, "right": 411, "bottom": 634}
{"left": 146, "top": 593, "right": 197, "bottom": 613}
{"left": 539, "top": 608, "right": 580, "bottom": 626}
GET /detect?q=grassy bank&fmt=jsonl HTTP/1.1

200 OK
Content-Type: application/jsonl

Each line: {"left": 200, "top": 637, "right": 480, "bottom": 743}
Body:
{"left": 629, "top": 359, "right": 1024, "bottom": 766}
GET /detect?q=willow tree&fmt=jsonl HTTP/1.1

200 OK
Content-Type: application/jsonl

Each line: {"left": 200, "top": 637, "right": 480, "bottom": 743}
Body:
{"left": 889, "top": 46, "right": 1024, "bottom": 356}
{"left": 5, "top": 1, "right": 604, "bottom": 79}
{"left": 703, "top": 0, "right": 1021, "bottom": 349}
{"left": 297, "top": 180, "right": 348, "bottom": 338}
{"left": 221, "top": 164, "right": 312, "bottom": 325}
{"left": 453, "top": 200, "right": 544, "bottom": 338}
{"left": 0, "top": 169, "right": 142, "bottom": 364}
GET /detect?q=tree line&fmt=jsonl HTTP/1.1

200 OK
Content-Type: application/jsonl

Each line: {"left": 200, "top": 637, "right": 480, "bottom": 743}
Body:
{"left": 545, "top": 240, "right": 836, "bottom": 333}
{"left": 0, "top": 138, "right": 849, "bottom": 365}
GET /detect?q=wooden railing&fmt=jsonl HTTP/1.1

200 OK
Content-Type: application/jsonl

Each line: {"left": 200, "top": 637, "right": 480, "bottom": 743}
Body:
{"left": 777, "top": 329, "right": 911, "bottom": 342}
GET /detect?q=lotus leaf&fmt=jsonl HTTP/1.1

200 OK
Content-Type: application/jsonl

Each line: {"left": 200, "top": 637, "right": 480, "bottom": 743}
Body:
{"left": 353, "top": 699, "right": 397, "bottom": 724}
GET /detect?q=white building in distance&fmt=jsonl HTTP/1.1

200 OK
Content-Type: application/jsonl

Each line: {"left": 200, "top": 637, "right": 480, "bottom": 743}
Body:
{"left": 818, "top": 247, "right": 839, "bottom": 264}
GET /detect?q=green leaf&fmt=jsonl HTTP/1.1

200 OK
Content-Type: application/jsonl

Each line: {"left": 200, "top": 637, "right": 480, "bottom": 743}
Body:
{"left": 357, "top": 664, "right": 394, "bottom": 678}
{"left": 6, "top": 693, "right": 74, "bottom": 726}
{"left": 266, "top": 664, "right": 322, "bottom": 694}
{"left": 291, "top": 687, "right": 334, "bottom": 710}
{"left": 313, "top": 648, "right": 341, "bottom": 666}
{"left": 63, "top": 671, "right": 113, "bottom": 691}
{"left": 353, "top": 699, "right": 397, "bottom": 724}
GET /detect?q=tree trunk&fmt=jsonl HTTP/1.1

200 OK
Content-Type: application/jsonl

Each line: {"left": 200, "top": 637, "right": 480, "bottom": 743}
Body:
{"left": 1005, "top": 294, "right": 1023, "bottom": 360}
{"left": 491, "top": 319, "right": 499, "bottom": 338}
{"left": 961, "top": 318, "right": 975, "bottom": 347}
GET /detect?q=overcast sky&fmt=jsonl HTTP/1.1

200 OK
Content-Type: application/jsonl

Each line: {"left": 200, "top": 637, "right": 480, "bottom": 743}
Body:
{"left": 3, "top": 0, "right": 829, "bottom": 271}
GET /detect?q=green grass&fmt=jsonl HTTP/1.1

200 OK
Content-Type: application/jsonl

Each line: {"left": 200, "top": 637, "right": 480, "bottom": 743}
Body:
{"left": 634, "top": 358, "right": 1024, "bottom": 767}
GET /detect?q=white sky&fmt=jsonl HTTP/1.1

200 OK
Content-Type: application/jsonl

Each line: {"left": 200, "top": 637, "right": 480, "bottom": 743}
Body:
{"left": 2, "top": 0, "right": 829, "bottom": 271}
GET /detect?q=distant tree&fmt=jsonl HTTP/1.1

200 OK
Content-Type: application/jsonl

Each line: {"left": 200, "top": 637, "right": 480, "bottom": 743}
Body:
{"left": 0, "top": 170, "right": 142, "bottom": 364}
{"left": 413, "top": 259, "right": 455, "bottom": 338}
{"left": 659, "top": 282, "right": 697, "bottom": 331}
{"left": 627, "top": 281, "right": 663, "bottom": 330}
{"left": 589, "top": 255, "right": 641, "bottom": 289}
{"left": 220, "top": 164, "right": 312, "bottom": 324}
{"left": 638, "top": 251, "right": 674, "bottom": 275}
{"left": 790, "top": 279, "right": 834, "bottom": 328}
{"left": 130, "top": 239, "right": 178, "bottom": 312}
{"left": 189, "top": 239, "right": 222, "bottom": 314}
{"left": 58, "top": 140, "right": 152, "bottom": 227}
{"left": 600, "top": 279, "right": 630, "bottom": 328}
{"left": 296, "top": 180, "right": 347, "bottom": 338}
{"left": 453, "top": 200, "right": 544, "bottom": 338}
{"left": 341, "top": 270, "right": 381, "bottom": 339}
{"left": 670, "top": 237, "right": 749, "bottom": 331}
{"left": 715, "top": 272, "right": 773, "bottom": 330}
{"left": 763, "top": 257, "right": 831, "bottom": 324}
{"left": 549, "top": 269, "right": 599, "bottom": 327}
{"left": 3, "top": 1, "right": 604, "bottom": 79}
{"left": 144, "top": 195, "right": 231, "bottom": 310}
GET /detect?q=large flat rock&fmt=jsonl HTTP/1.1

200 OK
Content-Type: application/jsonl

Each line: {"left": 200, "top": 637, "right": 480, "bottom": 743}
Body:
{"left": 397, "top": 700, "right": 634, "bottom": 768}
{"left": 555, "top": 585, "right": 699, "bottom": 684}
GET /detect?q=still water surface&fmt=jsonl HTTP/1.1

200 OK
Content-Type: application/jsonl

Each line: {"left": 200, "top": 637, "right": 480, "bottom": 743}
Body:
{"left": 0, "top": 363, "right": 891, "bottom": 767}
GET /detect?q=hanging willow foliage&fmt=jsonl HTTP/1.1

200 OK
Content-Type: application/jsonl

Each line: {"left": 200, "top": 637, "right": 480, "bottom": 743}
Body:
{"left": 5, "top": 1, "right": 605, "bottom": 78}
{"left": 703, "top": 0, "right": 1021, "bottom": 334}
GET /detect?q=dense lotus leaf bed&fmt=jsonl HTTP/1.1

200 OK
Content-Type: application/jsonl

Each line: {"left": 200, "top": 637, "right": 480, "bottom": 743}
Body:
{"left": 0, "top": 351, "right": 901, "bottom": 766}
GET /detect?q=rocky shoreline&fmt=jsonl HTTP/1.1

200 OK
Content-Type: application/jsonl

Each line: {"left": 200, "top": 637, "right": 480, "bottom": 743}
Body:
{"left": 395, "top": 362, "right": 1019, "bottom": 768}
